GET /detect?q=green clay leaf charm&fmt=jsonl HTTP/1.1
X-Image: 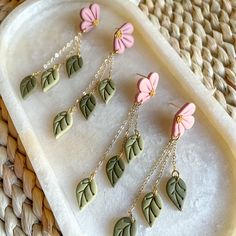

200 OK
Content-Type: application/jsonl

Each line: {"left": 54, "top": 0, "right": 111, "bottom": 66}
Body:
{"left": 166, "top": 176, "right": 186, "bottom": 211}
{"left": 113, "top": 217, "right": 136, "bottom": 236}
{"left": 66, "top": 55, "right": 83, "bottom": 78}
{"left": 142, "top": 192, "right": 163, "bottom": 227}
{"left": 41, "top": 66, "right": 60, "bottom": 92}
{"left": 106, "top": 156, "right": 125, "bottom": 187}
{"left": 124, "top": 134, "right": 144, "bottom": 163}
{"left": 79, "top": 93, "right": 96, "bottom": 120}
{"left": 98, "top": 79, "right": 116, "bottom": 104}
{"left": 76, "top": 178, "right": 97, "bottom": 210}
{"left": 53, "top": 111, "right": 73, "bottom": 139}
{"left": 20, "top": 75, "right": 37, "bottom": 99}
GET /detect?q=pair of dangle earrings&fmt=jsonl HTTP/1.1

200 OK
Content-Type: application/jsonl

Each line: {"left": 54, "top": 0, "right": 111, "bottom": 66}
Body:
{"left": 53, "top": 22, "right": 135, "bottom": 138}
{"left": 113, "top": 102, "right": 196, "bottom": 236}
{"left": 19, "top": 2, "right": 134, "bottom": 103}
{"left": 20, "top": 3, "right": 101, "bottom": 98}
{"left": 76, "top": 72, "right": 159, "bottom": 209}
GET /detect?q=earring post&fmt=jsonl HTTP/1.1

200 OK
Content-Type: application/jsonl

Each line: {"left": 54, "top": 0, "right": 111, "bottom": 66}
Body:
{"left": 136, "top": 73, "right": 146, "bottom": 78}
{"left": 168, "top": 102, "right": 180, "bottom": 109}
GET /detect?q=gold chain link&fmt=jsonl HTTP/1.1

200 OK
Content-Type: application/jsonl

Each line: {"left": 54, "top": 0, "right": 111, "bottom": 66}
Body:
{"left": 89, "top": 103, "right": 138, "bottom": 180}
{"left": 127, "top": 139, "right": 177, "bottom": 219}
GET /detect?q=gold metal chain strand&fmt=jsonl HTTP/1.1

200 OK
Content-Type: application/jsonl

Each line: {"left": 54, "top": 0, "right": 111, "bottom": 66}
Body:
{"left": 153, "top": 140, "right": 177, "bottom": 193}
{"left": 124, "top": 103, "right": 138, "bottom": 138}
{"left": 89, "top": 104, "right": 138, "bottom": 180}
{"left": 44, "top": 32, "right": 83, "bottom": 69}
{"left": 32, "top": 71, "right": 42, "bottom": 78}
{"left": 117, "top": 104, "right": 139, "bottom": 160}
{"left": 133, "top": 104, "right": 140, "bottom": 135}
{"left": 68, "top": 53, "right": 114, "bottom": 114}
{"left": 82, "top": 53, "right": 114, "bottom": 96}
{"left": 108, "top": 53, "right": 114, "bottom": 79}
{"left": 118, "top": 104, "right": 140, "bottom": 160}
{"left": 127, "top": 139, "right": 176, "bottom": 222}
{"left": 124, "top": 103, "right": 141, "bottom": 139}
{"left": 89, "top": 56, "right": 113, "bottom": 95}
{"left": 130, "top": 103, "right": 139, "bottom": 134}
{"left": 171, "top": 142, "right": 177, "bottom": 172}
{"left": 170, "top": 143, "right": 180, "bottom": 178}
{"left": 30, "top": 32, "right": 83, "bottom": 78}
{"left": 66, "top": 32, "right": 83, "bottom": 59}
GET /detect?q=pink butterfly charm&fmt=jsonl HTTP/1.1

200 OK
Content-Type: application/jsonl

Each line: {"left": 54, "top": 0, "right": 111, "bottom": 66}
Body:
{"left": 113, "top": 23, "right": 134, "bottom": 54}
{"left": 172, "top": 103, "right": 196, "bottom": 138}
{"left": 135, "top": 72, "right": 159, "bottom": 104}
{"left": 80, "top": 3, "right": 100, "bottom": 32}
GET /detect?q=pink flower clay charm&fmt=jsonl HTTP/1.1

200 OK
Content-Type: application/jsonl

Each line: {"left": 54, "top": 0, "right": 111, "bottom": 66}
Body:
{"left": 113, "top": 23, "right": 134, "bottom": 54}
{"left": 135, "top": 72, "right": 159, "bottom": 104}
{"left": 80, "top": 3, "right": 100, "bottom": 32}
{"left": 172, "top": 103, "right": 196, "bottom": 138}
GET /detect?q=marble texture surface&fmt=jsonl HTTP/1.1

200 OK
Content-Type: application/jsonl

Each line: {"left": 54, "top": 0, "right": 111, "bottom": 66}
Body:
{"left": 0, "top": 0, "right": 236, "bottom": 235}
{"left": 130, "top": 0, "right": 140, "bottom": 5}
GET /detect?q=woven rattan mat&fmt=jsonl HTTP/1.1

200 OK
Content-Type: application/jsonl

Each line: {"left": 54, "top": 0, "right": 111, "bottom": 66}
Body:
{"left": 0, "top": 0, "right": 236, "bottom": 235}
{"left": 0, "top": 2, "right": 62, "bottom": 235}
{"left": 0, "top": 97, "right": 61, "bottom": 235}
{"left": 140, "top": 0, "right": 236, "bottom": 120}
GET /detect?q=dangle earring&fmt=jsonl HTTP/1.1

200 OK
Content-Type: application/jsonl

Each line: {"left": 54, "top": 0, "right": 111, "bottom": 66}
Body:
{"left": 76, "top": 72, "right": 159, "bottom": 210}
{"left": 53, "top": 22, "right": 135, "bottom": 139}
{"left": 113, "top": 102, "right": 196, "bottom": 236}
{"left": 20, "top": 3, "right": 100, "bottom": 99}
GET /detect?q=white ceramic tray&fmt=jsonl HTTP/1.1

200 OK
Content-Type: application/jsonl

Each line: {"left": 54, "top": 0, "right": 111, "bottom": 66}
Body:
{"left": 1, "top": 0, "right": 236, "bottom": 235}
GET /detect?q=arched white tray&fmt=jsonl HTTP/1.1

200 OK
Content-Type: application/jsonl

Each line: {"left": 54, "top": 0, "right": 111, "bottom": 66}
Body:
{"left": 0, "top": 0, "right": 236, "bottom": 235}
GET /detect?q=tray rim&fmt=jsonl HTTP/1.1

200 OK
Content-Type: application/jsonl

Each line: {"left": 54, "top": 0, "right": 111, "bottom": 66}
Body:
{"left": 0, "top": 0, "right": 236, "bottom": 235}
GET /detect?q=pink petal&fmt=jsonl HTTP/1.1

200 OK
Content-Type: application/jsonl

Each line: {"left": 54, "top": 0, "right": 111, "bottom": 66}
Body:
{"left": 114, "top": 38, "right": 125, "bottom": 54}
{"left": 120, "top": 22, "right": 134, "bottom": 34}
{"left": 135, "top": 92, "right": 151, "bottom": 104}
{"left": 80, "top": 7, "right": 95, "bottom": 23}
{"left": 181, "top": 116, "right": 195, "bottom": 129}
{"left": 178, "top": 103, "right": 196, "bottom": 116}
{"left": 137, "top": 78, "right": 152, "bottom": 93}
{"left": 121, "top": 34, "right": 134, "bottom": 49}
{"left": 172, "top": 123, "right": 185, "bottom": 138}
{"left": 113, "top": 23, "right": 134, "bottom": 53}
{"left": 148, "top": 72, "right": 159, "bottom": 91}
{"left": 90, "top": 3, "right": 100, "bottom": 20}
{"left": 178, "top": 123, "right": 185, "bottom": 137}
{"left": 172, "top": 123, "right": 179, "bottom": 137}
{"left": 80, "top": 21, "right": 94, "bottom": 32}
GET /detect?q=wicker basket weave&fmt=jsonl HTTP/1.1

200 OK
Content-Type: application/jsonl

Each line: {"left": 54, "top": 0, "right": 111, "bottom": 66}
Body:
{"left": 0, "top": 2, "right": 60, "bottom": 236}
{"left": 0, "top": 97, "right": 61, "bottom": 235}
{"left": 139, "top": 0, "right": 236, "bottom": 120}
